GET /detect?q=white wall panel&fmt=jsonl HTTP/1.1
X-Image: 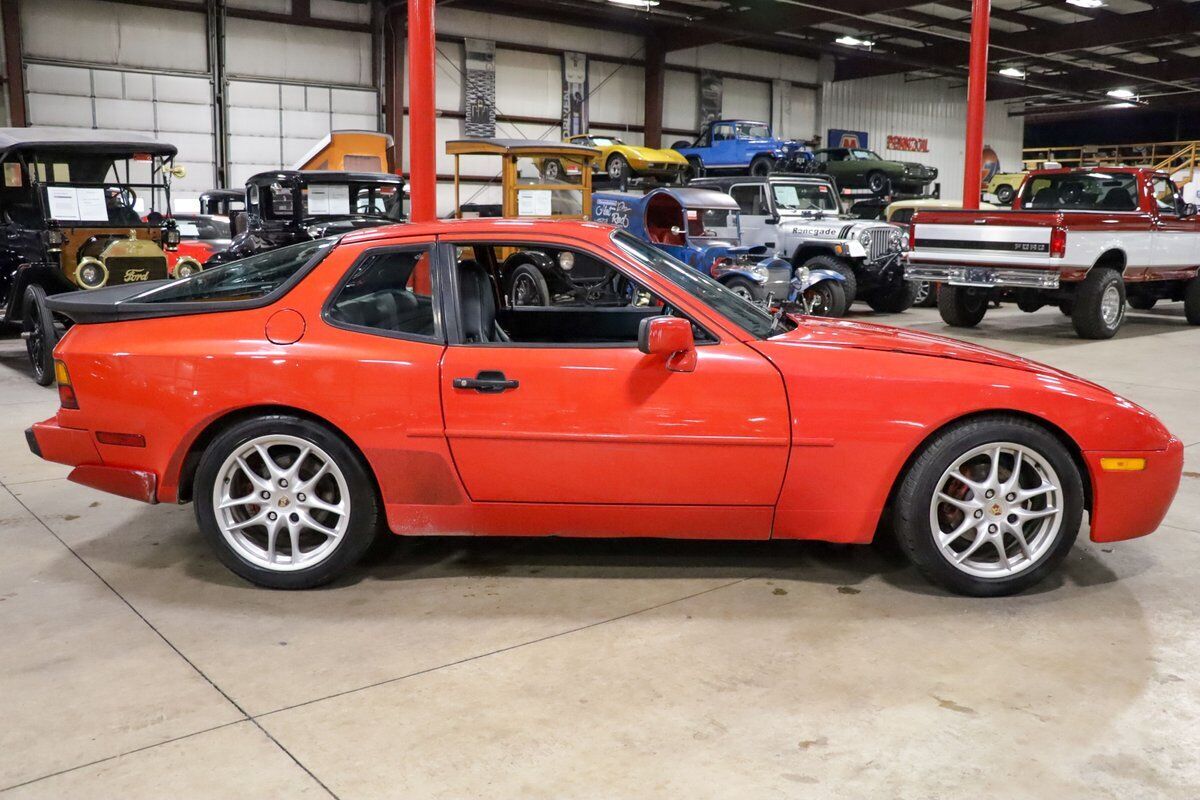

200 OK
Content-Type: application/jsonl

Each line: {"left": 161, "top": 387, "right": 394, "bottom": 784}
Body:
{"left": 226, "top": 18, "right": 372, "bottom": 86}
{"left": 438, "top": 7, "right": 642, "bottom": 62}
{"left": 495, "top": 49, "right": 560, "bottom": 118}
{"left": 589, "top": 61, "right": 642, "bottom": 127}
{"left": 722, "top": 78, "right": 770, "bottom": 122}
{"left": 667, "top": 44, "right": 817, "bottom": 85}
{"left": 311, "top": 0, "right": 372, "bottom": 24}
{"left": 663, "top": 70, "right": 698, "bottom": 134}
{"left": 787, "top": 85, "right": 817, "bottom": 141}
{"left": 821, "top": 74, "right": 1024, "bottom": 202}
{"left": 22, "top": 0, "right": 206, "bottom": 72}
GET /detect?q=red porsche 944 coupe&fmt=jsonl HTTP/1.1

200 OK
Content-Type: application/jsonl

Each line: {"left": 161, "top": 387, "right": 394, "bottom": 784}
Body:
{"left": 27, "top": 219, "right": 1182, "bottom": 596}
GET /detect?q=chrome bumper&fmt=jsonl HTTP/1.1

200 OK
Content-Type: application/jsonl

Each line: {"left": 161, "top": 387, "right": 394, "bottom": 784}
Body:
{"left": 905, "top": 264, "right": 1060, "bottom": 290}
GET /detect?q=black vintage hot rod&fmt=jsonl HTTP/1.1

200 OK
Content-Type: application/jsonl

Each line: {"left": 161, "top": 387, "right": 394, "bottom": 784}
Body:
{"left": 0, "top": 128, "right": 184, "bottom": 383}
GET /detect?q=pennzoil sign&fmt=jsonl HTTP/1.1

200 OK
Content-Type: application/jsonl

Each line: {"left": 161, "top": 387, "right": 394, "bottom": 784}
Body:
{"left": 886, "top": 135, "right": 929, "bottom": 153}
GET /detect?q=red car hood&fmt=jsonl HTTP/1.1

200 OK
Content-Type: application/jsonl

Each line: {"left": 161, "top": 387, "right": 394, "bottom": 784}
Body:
{"left": 771, "top": 316, "right": 1100, "bottom": 384}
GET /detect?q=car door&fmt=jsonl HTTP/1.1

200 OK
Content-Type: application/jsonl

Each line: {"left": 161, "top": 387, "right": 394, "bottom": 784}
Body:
{"left": 729, "top": 183, "right": 773, "bottom": 248}
{"left": 824, "top": 149, "right": 856, "bottom": 187}
{"left": 707, "top": 122, "right": 739, "bottom": 168}
{"left": 437, "top": 235, "right": 790, "bottom": 523}
{"left": 1149, "top": 175, "right": 1200, "bottom": 280}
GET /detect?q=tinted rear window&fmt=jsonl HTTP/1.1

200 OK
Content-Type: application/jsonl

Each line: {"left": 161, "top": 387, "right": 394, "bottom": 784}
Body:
{"left": 126, "top": 238, "right": 333, "bottom": 304}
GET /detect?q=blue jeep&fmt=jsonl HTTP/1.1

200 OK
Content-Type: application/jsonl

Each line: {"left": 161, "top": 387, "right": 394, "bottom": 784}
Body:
{"left": 672, "top": 120, "right": 810, "bottom": 178}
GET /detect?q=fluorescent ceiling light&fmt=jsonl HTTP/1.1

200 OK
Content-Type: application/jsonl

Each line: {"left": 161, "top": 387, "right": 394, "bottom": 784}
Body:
{"left": 1106, "top": 88, "right": 1136, "bottom": 99}
{"left": 607, "top": 0, "right": 659, "bottom": 7}
{"left": 1107, "top": 102, "right": 1136, "bottom": 109}
{"left": 1066, "top": 0, "right": 1105, "bottom": 8}
{"left": 999, "top": 67, "right": 1025, "bottom": 78}
{"left": 835, "top": 35, "right": 875, "bottom": 47}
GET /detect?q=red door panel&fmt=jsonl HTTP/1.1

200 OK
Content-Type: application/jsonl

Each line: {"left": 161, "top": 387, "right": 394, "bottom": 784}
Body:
{"left": 439, "top": 342, "right": 790, "bottom": 509}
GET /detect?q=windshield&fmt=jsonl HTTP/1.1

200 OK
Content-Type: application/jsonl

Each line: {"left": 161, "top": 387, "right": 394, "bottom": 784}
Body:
{"left": 590, "top": 137, "right": 619, "bottom": 146}
{"left": 739, "top": 123, "right": 770, "bottom": 139}
{"left": 301, "top": 182, "right": 403, "bottom": 220}
{"left": 852, "top": 149, "right": 880, "bottom": 160}
{"left": 0, "top": 151, "right": 174, "bottom": 223}
{"left": 175, "top": 215, "right": 230, "bottom": 240}
{"left": 773, "top": 182, "right": 839, "bottom": 213}
{"left": 1020, "top": 172, "right": 1139, "bottom": 211}
{"left": 612, "top": 230, "right": 788, "bottom": 338}
{"left": 125, "top": 238, "right": 333, "bottom": 304}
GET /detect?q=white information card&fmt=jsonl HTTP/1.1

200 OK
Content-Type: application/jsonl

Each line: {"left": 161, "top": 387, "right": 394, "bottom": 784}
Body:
{"left": 308, "top": 184, "right": 351, "bottom": 215}
{"left": 517, "top": 189, "right": 552, "bottom": 216}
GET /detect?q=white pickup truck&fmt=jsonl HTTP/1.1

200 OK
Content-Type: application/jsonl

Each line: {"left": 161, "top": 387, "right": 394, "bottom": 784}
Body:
{"left": 904, "top": 167, "right": 1200, "bottom": 339}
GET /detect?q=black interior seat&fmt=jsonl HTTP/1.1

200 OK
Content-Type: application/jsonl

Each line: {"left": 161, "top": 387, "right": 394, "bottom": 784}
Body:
{"left": 1099, "top": 187, "right": 1135, "bottom": 210}
{"left": 458, "top": 258, "right": 507, "bottom": 342}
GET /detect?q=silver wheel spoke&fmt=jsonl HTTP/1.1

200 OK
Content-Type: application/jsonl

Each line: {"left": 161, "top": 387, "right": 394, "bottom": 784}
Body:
{"left": 235, "top": 456, "right": 271, "bottom": 492}
{"left": 992, "top": 539, "right": 1011, "bottom": 571}
{"left": 1010, "top": 526, "right": 1033, "bottom": 560}
{"left": 939, "top": 515, "right": 977, "bottom": 546}
{"left": 936, "top": 491, "right": 978, "bottom": 512}
{"left": 298, "top": 509, "right": 340, "bottom": 540}
{"left": 1016, "top": 506, "right": 1058, "bottom": 521}
{"left": 955, "top": 534, "right": 988, "bottom": 564}
{"left": 1002, "top": 449, "right": 1024, "bottom": 493}
{"left": 1019, "top": 483, "right": 1055, "bottom": 502}
{"left": 303, "top": 494, "right": 344, "bottom": 516}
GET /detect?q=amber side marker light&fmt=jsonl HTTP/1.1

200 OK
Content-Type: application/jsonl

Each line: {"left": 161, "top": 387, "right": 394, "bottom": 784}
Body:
{"left": 96, "top": 431, "right": 146, "bottom": 448}
{"left": 54, "top": 360, "right": 78, "bottom": 409}
{"left": 1100, "top": 457, "right": 1146, "bottom": 472}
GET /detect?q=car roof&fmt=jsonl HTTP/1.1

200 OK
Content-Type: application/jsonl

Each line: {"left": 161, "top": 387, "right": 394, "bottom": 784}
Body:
{"left": 690, "top": 174, "right": 834, "bottom": 189}
{"left": 1028, "top": 166, "right": 1148, "bottom": 176}
{"left": 0, "top": 126, "right": 177, "bottom": 156}
{"left": 336, "top": 217, "right": 622, "bottom": 247}
{"left": 246, "top": 170, "right": 405, "bottom": 186}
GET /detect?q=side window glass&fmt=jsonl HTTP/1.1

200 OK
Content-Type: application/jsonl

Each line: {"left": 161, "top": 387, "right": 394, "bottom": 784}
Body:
{"left": 713, "top": 124, "right": 734, "bottom": 142}
{"left": 1153, "top": 178, "right": 1180, "bottom": 215}
{"left": 730, "top": 185, "right": 766, "bottom": 215}
{"left": 328, "top": 248, "right": 438, "bottom": 339}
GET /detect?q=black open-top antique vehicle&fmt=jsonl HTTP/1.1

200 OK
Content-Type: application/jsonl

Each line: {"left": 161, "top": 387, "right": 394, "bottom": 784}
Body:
{"left": 0, "top": 127, "right": 183, "bottom": 383}
{"left": 206, "top": 170, "right": 405, "bottom": 266}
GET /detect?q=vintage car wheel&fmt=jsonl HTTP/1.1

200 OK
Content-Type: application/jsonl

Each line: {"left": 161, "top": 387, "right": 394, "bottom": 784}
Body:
{"left": 867, "top": 171, "right": 891, "bottom": 196}
{"left": 801, "top": 255, "right": 856, "bottom": 305}
{"left": 606, "top": 154, "right": 630, "bottom": 182}
{"left": 723, "top": 276, "right": 762, "bottom": 303}
{"left": 22, "top": 285, "right": 58, "bottom": 386}
{"left": 684, "top": 157, "right": 704, "bottom": 180}
{"left": 541, "top": 160, "right": 564, "bottom": 182}
{"left": 893, "top": 415, "right": 1083, "bottom": 597}
{"left": 1127, "top": 294, "right": 1157, "bottom": 311}
{"left": 1072, "top": 267, "right": 1124, "bottom": 340}
{"left": 506, "top": 264, "right": 551, "bottom": 307}
{"left": 749, "top": 156, "right": 774, "bottom": 177}
{"left": 194, "top": 416, "right": 382, "bottom": 589}
{"left": 938, "top": 285, "right": 988, "bottom": 328}
{"left": 803, "top": 280, "right": 847, "bottom": 317}
{"left": 995, "top": 184, "right": 1015, "bottom": 205}
{"left": 864, "top": 280, "right": 918, "bottom": 313}
{"left": 1185, "top": 277, "right": 1200, "bottom": 325}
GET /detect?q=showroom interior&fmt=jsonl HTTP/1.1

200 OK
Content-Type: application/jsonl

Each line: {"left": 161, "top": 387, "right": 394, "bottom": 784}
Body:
{"left": 1, "top": 0, "right": 1199, "bottom": 796}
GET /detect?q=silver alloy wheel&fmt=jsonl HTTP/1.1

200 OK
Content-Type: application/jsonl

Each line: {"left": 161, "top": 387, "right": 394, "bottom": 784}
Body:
{"left": 608, "top": 156, "right": 624, "bottom": 180}
{"left": 213, "top": 434, "right": 350, "bottom": 572}
{"left": 929, "top": 442, "right": 1064, "bottom": 579}
{"left": 912, "top": 281, "right": 931, "bottom": 305}
{"left": 1100, "top": 284, "right": 1122, "bottom": 327}
{"left": 730, "top": 284, "right": 755, "bottom": 301}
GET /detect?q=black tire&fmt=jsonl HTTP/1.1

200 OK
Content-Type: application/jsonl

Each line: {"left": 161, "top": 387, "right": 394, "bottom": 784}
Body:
{"left": 995, "top": 184, "right": 1015, "bottom": 205}
{"left": 801, "top": 254, "right": 857, "bottom": 305}
{"left": 749, "top": 155, "right": 774, "bottom": 177}
{"left": 913, "top": 281, "right": 939, "bottom": 308}
{"left": 684, "top": 157, "right": 704, "bottom": 180}
{"left": 1127, "top": 294, "right": 1157, "bottom": 311}
{"left": 1184, "top": 277, "right": 1200, "bottom": 325}
{"left": 867, "top": 171, "right": 891, "bottom": 196}
{"left": 505, "top": 264, "right": 551, "bottom": 307}
{"left": 1058, "top": 299, "right": 1074, "bottom": 316}
{"left": 864, "top": 280, "right": 919, "bottom": 313}
{"left": 22, "top": 285, "right": 57, "bottom": 386}
{"left": 1071, "top": 267, "right": 1125, "bottom": 340}
{"left": 671, "top": 140, "right": 690, "bottom": 150}
{"left": 606, "top": 153, "right": 630, "bottom": 182}
{"left": 193, "top": 415, "right": 383, "bottom": 589}
{"left": 1016, "top": 298, "right": 1043, "bottom": 313}
{"left": 541, "top": 159, "right": 563, "bottom": 182}
{"left": 802, "top": 279, "right": 847, "bottom": 318}
{"left": 938, "top": 284, "right": 988, "bottom": 327}
{"left": 723, "top": 275, "right": 764, "bottom": 303}
{"left": 892, "top": 415, "right": 1083, "bottom": 597}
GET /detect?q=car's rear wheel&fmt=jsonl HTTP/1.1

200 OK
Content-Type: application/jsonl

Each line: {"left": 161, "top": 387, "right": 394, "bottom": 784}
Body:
{"left": 864, "top": 280, "right": 918, "bottom": 313}
{"left": 606, "top": 154, "right": 630, "bottom": 182}
{"left": 1072, "top": 267, "right": 1124, "bottom": 339}
{"left": 995, "top": 184, "right": 1015, "bottom": 205}
{"left": 506, "top": 264, "right": 551, "bottom": 307}
{"left": 1185, "top": 277, "right": 1200, "bottom": 325}
{"left": 684, "top": 157, "right": 704, "bottom": 180}
{"left": 723, "top": 275, "right": 763, "bottom": 303}
{"left": 867, "top": 171, "right": 891, "bottom": 196}
{"left": 194, "top": 416, "right": 382, "bottom": 589}
{"left": 801, "top": 254, "right": 856, "bottom": 304}
{"left": 938, "top": 285, "right": 988, "bottom": 327}
{"left": 802, "top": 279, "right": 847, "bottom": 317}
{"left": 1127, "top": 293, "right": 1157, "bottom": 311}
{"left": 541, "top": 160, "right": 564, "bottom": 182}
{"left": 749, "top": 156, "right": 774, "bottom": 177}
{"left": 893, "top": 416, "right": 1083, "bottom": 596}
{"left": 22, "top": 285, "right": 58, "bottom": 386}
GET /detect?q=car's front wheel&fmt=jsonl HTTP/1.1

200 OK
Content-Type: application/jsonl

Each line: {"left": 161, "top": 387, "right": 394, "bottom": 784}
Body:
{"left": 893, "top": 416, "right": 1083, "bottom": 596}
{"left": 22, "top": 285, "right": 58, "bottom": 386}
{"left": 194, "top": 415, "right": 382, "bottom": 589}
{"left": 606, "top": 154, "right": 630, "bottom": 182}
{"left": 723, "top": 275, "right": 764, "bottom": 303}
{"left": 802, "top": 279, "right": 847, "bottom": 317}
{"left": 864, "top": 280, "right": 918, "bottom": 313}
{"left": 1072, "top": 267, "right": 1124, "bottom": 339}
{"left": 938, "top": 285, "right": 988, "bottom": 327}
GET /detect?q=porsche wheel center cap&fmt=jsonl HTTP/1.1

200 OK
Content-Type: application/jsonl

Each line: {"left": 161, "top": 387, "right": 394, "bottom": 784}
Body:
{"left": 990, "top": 503, "right": 1003, "bottom": 516}
{"left": 278, "top": 497, "right": 291, "bottom": 508}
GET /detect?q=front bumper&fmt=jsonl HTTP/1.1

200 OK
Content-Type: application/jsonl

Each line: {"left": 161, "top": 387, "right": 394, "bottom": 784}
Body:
{"left": 26, "top": 418, "right": 158, "bottom": 504}
{"left": 905, "top": 264, "right": 1060, "bottom": 290}
{"left": 1086, "top": 437, "right": 1184, "bottom": 543}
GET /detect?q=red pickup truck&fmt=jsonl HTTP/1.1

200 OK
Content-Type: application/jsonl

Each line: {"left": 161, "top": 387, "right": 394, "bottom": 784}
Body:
{"left": 905, "top": 167, "right": 1200, "bottom": 339}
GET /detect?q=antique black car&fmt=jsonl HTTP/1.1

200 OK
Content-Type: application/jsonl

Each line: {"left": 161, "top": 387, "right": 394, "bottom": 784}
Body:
{"left": 206, "top": 170, "right": 405, "bottom": 266}
{"left": 0, "top": 128, "right": 183, "bottom": 384}
{"left": 198, "top": 188, "right": 245, "bottom": 218}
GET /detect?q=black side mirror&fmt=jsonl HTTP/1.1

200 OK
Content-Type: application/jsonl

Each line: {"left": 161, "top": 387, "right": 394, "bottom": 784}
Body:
{"left": 764, "top": 216, "right": 779, "bottom": 225}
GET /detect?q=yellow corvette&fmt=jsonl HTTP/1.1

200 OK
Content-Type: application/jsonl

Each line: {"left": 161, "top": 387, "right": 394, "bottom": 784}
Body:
{"left": 566, "top": 134, "right": 688, "bottom": 182}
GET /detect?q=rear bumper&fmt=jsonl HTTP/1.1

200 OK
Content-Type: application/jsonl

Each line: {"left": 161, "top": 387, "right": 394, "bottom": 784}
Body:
{"left": 26, "top": 418, "right": 158, "bottom": 504}
{"left": 1086, "top": 437, "right": 1184, "bottom": 543}
{"left": 905, "top": 264, "right": 1060, "bottom": 290}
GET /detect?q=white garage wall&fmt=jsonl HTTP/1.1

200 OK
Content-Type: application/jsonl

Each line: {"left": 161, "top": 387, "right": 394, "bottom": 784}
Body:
{"left": 821, "top": 73, "right": 1025, "bottom": 203}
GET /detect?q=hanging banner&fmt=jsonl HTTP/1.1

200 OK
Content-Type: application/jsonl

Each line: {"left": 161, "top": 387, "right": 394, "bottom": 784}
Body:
{"left": 562, "top": 51, "right": 588, "bottom": 139}
{"left": 463, "top": 38, "right": 496, "bottom": 138}
{"left": 828, "top": 128, "right": 869, "bottom": 149}
{"left": 698, "top": 71, "right": 723, "bottom": 128}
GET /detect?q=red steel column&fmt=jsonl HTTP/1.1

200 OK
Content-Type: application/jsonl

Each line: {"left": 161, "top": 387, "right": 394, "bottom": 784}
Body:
{"left": 961, "top": 0, "right": 990, "bottom": 210}
{"left": 407, "top": 0, "right": 437, "bottom": 222}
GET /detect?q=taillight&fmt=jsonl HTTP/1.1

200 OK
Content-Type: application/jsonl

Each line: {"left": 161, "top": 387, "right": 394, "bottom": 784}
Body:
{"left": 908, "top": 221, "right": 917, "bottom": 249}
{"left": 95, "top": 431, "right": 146, "bottom": 447}
{"left": 55, "top": 359, "right": 78, "bottom": 409}
{"left": 1049, "top": 226, "right": 1066, "bottom": 258}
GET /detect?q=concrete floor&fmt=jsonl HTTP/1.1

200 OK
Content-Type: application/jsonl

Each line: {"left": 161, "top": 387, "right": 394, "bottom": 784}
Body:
{"left": 1, "top": 303, "right": 1198, "bottom": 799}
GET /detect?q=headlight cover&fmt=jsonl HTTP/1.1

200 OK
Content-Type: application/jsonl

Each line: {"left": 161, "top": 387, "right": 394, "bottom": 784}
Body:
{"left": 76, "top": 257, "right": 108, "bottom": 290}
{"left": 857, "top": 229, "right": 872, "bottom": 249}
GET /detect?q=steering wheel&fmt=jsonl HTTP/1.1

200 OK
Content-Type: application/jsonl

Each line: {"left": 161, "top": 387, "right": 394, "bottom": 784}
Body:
{"left": 108, "top": 187, "right": 138, "bottom": 208}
